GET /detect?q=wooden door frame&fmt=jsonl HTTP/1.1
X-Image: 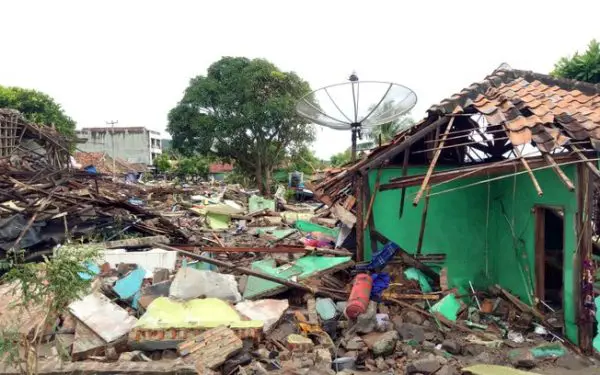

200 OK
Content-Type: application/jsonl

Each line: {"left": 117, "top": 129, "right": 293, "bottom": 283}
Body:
{"left": 533, "top": 205, "right": 565, "bottom": 308}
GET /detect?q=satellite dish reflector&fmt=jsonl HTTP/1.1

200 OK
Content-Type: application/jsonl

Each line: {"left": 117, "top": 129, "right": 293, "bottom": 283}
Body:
{"left": 296, "top": 75, "right": 417, "bottom": 161}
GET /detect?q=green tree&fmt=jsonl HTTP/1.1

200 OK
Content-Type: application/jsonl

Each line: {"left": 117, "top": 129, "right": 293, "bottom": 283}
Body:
{"left": 167, "top": 57, "right": 314, "bottom": 195}
{"left": 330, "top": 149, "right": 352, "bottom": 167}
{"left": 175, "top": 156, "right": 209, "bottom": 178}
{"left": 1, "top": 244, "right": 99, "bottom": 373}
{"left": 366, "top": 101, "right": 414, "bottom": 145}
{"left": 0, "top": 86, "right": 76, "bottom": 136}
{"left": 153, "top": 153, "right": 172, "bottom": 173}
{"left": 552, "top": 39, "right": 600, "bottom": 84}
{"left": 286, "top": 146, "right": 324, "bottom": 175}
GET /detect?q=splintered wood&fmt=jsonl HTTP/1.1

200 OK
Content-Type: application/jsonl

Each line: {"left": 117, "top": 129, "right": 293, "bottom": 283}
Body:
{"left": 177, "top": 325, "right": 242, "bottom": 372}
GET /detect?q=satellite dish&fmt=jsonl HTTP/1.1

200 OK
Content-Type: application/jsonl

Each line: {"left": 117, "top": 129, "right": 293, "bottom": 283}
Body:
{"left": 296, "top": 73, "right": 417, "bottom": 161}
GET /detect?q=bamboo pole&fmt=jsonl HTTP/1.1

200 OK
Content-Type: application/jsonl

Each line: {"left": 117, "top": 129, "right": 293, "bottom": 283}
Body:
{"left": 413, "top": 117, "right": 455, "bottom": 206}
{"left": 415, "top": 187, "right": 431, "bottom": 255}
{"left": 399, "top": 147, "right": 410, "bottom": 218}
{"left": 514, "top": 146, "right": 543, "bottom": 196}
{"left": 363, "top": 168, "right": 383, "bottom": 230}
{"left": 543, "top": 153, "right": 575, "bottom": 191}
{"left": 570, "top": 144, "right": 600, "bottom": 179}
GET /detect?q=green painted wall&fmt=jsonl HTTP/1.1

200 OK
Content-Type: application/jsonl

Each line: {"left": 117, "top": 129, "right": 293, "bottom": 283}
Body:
{"left": 366, "top": 167, "right": 492, "bottom": 293}
{"left": 366, "top": 165, "right": 579, "bottom": 343}
{"left": 486, "top": 166, "right": 577, "bottom": 343}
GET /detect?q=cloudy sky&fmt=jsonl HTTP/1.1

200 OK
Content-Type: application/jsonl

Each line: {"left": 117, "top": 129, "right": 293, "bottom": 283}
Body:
{"left": 2, "top": 0, "right": 599, "bottom": 159}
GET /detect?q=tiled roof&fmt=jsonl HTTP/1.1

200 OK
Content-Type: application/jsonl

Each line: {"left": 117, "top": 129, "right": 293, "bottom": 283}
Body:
{"left": 209, "top": 163, "right": 233, "bottom": 173}
{"left": 427, "top": 68, "right": 600, "bottom": 153}
{"left": 310, "top": 66, "right": 600, "bottom": 208}
{"left": 74, "top": 152, "right": 142, "bottom": 174}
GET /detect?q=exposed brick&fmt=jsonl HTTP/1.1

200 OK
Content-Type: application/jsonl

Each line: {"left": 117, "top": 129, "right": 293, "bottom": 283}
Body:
{"left": 177, "top": 326, "right": 242, "bottom": 370}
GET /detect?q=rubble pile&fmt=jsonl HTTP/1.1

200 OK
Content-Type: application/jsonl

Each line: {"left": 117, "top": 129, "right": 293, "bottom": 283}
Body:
{"left": 0, "top": 110, "right": 597, "bottom": 375}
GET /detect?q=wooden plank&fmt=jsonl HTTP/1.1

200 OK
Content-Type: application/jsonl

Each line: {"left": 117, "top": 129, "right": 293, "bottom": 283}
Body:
{"left": 571, "top": 144, "right": 600, "bottom": 179}
{"left": 543, "top": 153, "right": 575, "bottom": 191}
{"left": 355, "top": 174, "right": 364, "bottom": 261}
{"left": 416, "top": 187, "right": 431, "bottom": 255}
{"left": 380, "top": 154, "right": 582, "bottom": 191}
{"left": 364, "top": 172, "right": 378, "bottom": 256}
{"left": 399, "top": 147, "right": 410, "bottom": 218}
{"left": 413, "top": 117, "right": 455, "bottom": 206}
{"left": 514, "top": 146, "right": 543, "bottom": 196}
{"left": 363, "top": 168, "right": 383, "bottom": 230}
{"left": 360, "top": 116, "right": 449, "bottom": 173}
{"left": 494, "top": 284, "right": 545, "bottom": 321}
{"left": 371, "top": 230, "right": 439, "bottom": 284}
{"left": 103, "top": 235, "right": 170, "bottom": 249}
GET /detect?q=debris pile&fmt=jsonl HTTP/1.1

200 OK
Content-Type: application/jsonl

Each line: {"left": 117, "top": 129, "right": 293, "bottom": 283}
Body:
{"left": 0, "top": 109, "right": 597, "bottom": 375}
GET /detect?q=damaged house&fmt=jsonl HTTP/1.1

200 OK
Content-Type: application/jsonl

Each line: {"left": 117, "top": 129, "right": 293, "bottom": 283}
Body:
{"left": 312, "top": 67, "right": 600, "bottom": 353}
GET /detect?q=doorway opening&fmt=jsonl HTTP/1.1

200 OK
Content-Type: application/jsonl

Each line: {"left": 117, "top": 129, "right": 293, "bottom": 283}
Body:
{"left": 534, "top": 206, "right": 565, "bottom": 311}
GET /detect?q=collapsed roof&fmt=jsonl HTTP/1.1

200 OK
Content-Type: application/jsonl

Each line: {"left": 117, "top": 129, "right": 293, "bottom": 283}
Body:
{"left": 0, "top": 109, "right": 72, "bottom": 173}
{"left": 312, "top": 66, "right": 600, "bottom": 207}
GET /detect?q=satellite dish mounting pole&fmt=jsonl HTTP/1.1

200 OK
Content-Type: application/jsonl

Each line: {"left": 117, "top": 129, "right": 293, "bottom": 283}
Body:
{"left": 349, "top": 72, "right": 359, "bottom": 162}
{"left": 351, "top": 123, "right": 360, "bottom": 162}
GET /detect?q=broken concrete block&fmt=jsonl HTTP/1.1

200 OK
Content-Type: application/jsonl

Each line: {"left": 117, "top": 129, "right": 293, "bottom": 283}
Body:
{"left": 441, "top": 339, "right": 461, "bottom": 355}
{"left": 178, "top": 325, "right": 242, "bottom": 370}
{"left": 402, "top": 310, "right": 426, "bottom": 325}
{"left": 405, "top": 358, "right": 442, "bottom": 374}
{"left": 437, "top": 364, "right": 459, "bottom": 375}
{"left": 131, "top": 297, "right": 262, "bottom": 350}
{"left": 100, "top": 248, "right": 177, "bottom": 278}
{"left": 68, "top": 292, "right": 137, "bottom": 343}
{"left": 371, "top": 330, "right": 399, "bottom": 357}
{"left": 509, "top": 348, "right": 536, "bottom": 369}
{"left": 315, "top": 348, "right": 332, "bottom": 367}
{"left": 397, "top": 323, "right": 426, "bottom": 343}
{"left": 72, "top": 321, "right": 106, "bottom": 360}
{"left": 234, "top": 299, "right": 289, "bottom": 333}
{"left": 153, "top": 268, "right": 170, "bottom": 283}
{"left": 169, "top": 268, "right": 241, "bottom": 302}
{"left": 286, "top": 334, "right": 314, "bottom": 352}
{"left": 343, "top": 336, "right": 366, "bottom": 351}
{"left": 355, "top": 301, "right": 377, "bottom": 334}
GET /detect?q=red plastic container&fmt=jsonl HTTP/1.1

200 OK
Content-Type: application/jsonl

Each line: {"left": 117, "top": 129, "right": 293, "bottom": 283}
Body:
{"left": 345, "top": 273, "right": 373, "bottom": 319}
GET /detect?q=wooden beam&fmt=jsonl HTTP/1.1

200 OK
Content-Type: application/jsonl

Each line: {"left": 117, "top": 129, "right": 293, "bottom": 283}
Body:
{"left": 415, "top": 187, "right": 431, "bottom": 255}
{"left": 371, "top": 229, "right": 439, "bottom": 284}
{"left": 543, "top": 153, "right": 575, "bottom": 191}
{"left": 155, "top": 243, "right": 348, "bottom": 299}
{"left": 413, "top": 117, "right": 455, "bottom": 206}
{"left": 355, "top": 174, "right": 364, "bottom": 262}
{"left": 571, "top": 144, "right": 600, "bottom": 180}
{"left": 514, "top": 146, "right": 543, "bottom": 196}
{"left": 360, "top": 116, "right": 449, "bottom": 173}
{"left": 363, "top": 168, "right": 383, "bottom": 230}
{"left": 381, "top": 154, "right": 583, "bottom": 191}
{"left": 399, "top": 147, "right": 410, "bottom": 218}
{"left": 363, "top": 173, "right": 378, "bottom": 255}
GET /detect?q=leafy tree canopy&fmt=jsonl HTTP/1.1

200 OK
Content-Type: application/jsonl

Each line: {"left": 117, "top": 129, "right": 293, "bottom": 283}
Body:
{"left": 175, "top": 155, "right": 209, "bottom": 178}
{"left": 552, "top": 39, "right": 600, "bottom": 84}
{"left": 0, "top": 86, "right": 76, "bottom": 136}
{"left": 330, "top": 149, "right": 352, "bottom": 167}
{"left": 285, "top": 146, "right": 325, "bottom": 175}
{"left": 167, "top": 57, "right": 314, "bottom": 195}
{"left": 153, "top": 153, "right": 172, "bottom": 173}
{"left": 366, "top": 101, "right": 414, "bottom": 145}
